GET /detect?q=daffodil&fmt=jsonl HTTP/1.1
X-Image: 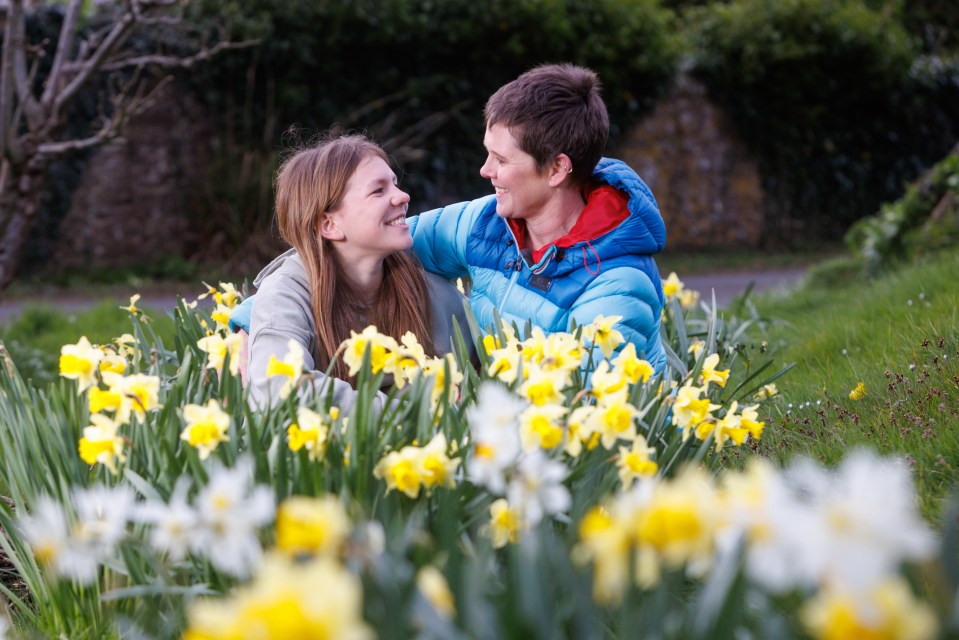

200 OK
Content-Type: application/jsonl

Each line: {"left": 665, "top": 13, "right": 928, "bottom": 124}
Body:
{"left": 341, "top": 326, "right": 398, "bottom": 377}
{"left": 616, "top": 435, "right": 658, "bottom": 486}
{"left": 78, "top": 414, "right": 125, "bottom": 474}
{"left": 287, "top": 406, "right": 330, "bottom": 461}
{"left": 374, "top": 447, "right": 423, "bottom": 499}
{"left": 632, "top": 467, "right": 720, "bottom": 587}
{"left": 487, "top": 498, "right": 522, "bottom": 548}
{"left": 381, "top": 331, "right": 426, "bottom": 388}
{"left": 588, "top": 360, "right": 627, "bottom": 399}
{"left": 574, "top": 505, "right": 632, "bottom": 604}
{"left": 416, "top": 566, "right": 456, "bottom": 620}
{"left": 671, "top": 383, "right": 720, "bottom": 437}
{"left": 586, "top": 389, "right": 639, "bottom": 449}
{"left": 266, "top": 339, "right": 305, "bottom": 399}
{"left": 519, "top": 403, "right": 568, "bottom": 450}
{"left": 662, "top": 272, "right": 684, "bottom": 298}
{"left": 180, "top": 399, "right": 231, "bottom": 460}
{"left": 183, "top": 553, "right": 372, "bottom": 640}
{"left": 755, "top": 383, "right": 779, "bottom": 399}
{"left": 210, "top": 303, "right": 233, "bottom": 333}
{"left": 59, "top": 336, "right": 104, "bottom": 393}
{"left": 519, "top": 364, "right": 568, "bottom": 406}
{"left": 700, "top": 353, "right": 730, "bottom": 388}
{"left": 197, "top": 333, "right": 244, "bottom": 376}
{"left": 88, "top": 385, "right": 122, "bottom": 414}
{"left": 422, "top": 354, "right": 464, "bottom": 411}
{"left": 564, "top": 405, "right": 597, "bottom": 458}
{"left": 119, "top": 293, "right": 141, "bottom": 314}
{"left": 418, "top": 433, "right": 459, "bottom": 490}
{"left": 802, "top": 578, "right": 938, "bottom": 640}
{"left": 102, "top": 372, "right": 160, "bottom": 424}
{"left": 275, "top": 495, "right": 350, "bottom": 557}
{"left": 687, "top": 339, "right": 705, "bottom": 361}
{"left": 98, "top": 352, "right": 127, "bottom": 375}
{"left": 113, "top": 333, "right": 137, "bottom": 358}
{"left": 583, "top": 314, "right": 625, "bottom": 358}
{"left": 214, "top": 282, "right": 241, "bottom": 308}
{"left": 612, "top": 343, "right": 654, "bottom": 385}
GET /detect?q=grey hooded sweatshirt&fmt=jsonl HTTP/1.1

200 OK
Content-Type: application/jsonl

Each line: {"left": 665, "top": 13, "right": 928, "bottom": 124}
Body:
{"left": 248, "top": 248, "right": 473, "bottom": 411}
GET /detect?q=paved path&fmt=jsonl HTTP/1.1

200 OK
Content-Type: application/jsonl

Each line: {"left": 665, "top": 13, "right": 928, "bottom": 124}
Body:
{"left": 0, "top": 268, "right": 807, "bottom": 326}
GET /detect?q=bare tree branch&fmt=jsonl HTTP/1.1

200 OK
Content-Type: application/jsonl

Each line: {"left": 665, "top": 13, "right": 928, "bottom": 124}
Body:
{"left": 37, "top": 74, "right": 173, "bottom": 157}
{"left": 52, "top": 12, "right": 136, "bottom": 121}
{"left": 12, "top": 12, "right": 43, "bottom": 130}
{"left": 0, "top": 0, "right": 24, "bottom": 157}
{"left": 92, "top": 39, "right": 259, "bottom": 72}
{"left": 41, "top": 0, "right": 84, "bottom": 108}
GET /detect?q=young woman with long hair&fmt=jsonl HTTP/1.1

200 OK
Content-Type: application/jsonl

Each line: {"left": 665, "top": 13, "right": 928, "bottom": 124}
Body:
{"left": 247, "top": 133, "right": 471, "bottom": 408}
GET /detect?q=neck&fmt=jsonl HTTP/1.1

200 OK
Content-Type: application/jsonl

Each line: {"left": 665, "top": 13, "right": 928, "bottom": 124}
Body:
{"left": 337, "top": 253, "right": 384, "bottom": 303}
{"left": 524, "top": 187, "right": 586, "bottom": 251}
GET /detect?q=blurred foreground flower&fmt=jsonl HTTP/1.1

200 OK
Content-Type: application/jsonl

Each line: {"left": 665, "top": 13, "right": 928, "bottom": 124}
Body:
{"left": 183, "top": 553, "right": 372, "bottom": 640}
{"left": 59, "top": 336, "right": 103, "bottom": 393}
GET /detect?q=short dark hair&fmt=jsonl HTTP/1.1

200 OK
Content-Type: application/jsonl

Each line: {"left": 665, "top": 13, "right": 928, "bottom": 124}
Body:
{"left": 484, "top": 63, "right": 609, "bottom": 185}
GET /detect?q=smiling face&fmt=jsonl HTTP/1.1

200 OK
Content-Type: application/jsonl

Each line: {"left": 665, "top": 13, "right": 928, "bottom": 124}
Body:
{"left": 321, "top": 155, "right": 412, "bottom": 264}
{"left": 479, "top": 124, "right": 553, "bottom": 221}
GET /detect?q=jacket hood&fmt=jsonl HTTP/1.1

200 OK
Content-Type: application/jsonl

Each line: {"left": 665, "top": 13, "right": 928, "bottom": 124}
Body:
{"left": 253, "top": 248, "right": 300, "bottom": 288}
{"left": 591, "top": 157, "right": 666, "bottom": 255}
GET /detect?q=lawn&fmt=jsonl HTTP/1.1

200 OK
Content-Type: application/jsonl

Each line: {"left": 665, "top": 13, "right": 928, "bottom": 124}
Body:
{"left": 742, "top": 250, "right": 959, "bottom": 519}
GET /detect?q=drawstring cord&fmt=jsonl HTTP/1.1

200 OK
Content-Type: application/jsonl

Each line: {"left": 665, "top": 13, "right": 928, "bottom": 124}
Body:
{"left": 582, "top": 241, "right": 601, "bottom": 275}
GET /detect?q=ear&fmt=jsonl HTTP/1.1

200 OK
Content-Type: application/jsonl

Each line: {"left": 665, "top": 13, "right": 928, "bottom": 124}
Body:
{"left": 317, "top": 213, "right": 345, "bottom": 241}
{"left": 546, "top": 153, "right": 574, "bottom": 187}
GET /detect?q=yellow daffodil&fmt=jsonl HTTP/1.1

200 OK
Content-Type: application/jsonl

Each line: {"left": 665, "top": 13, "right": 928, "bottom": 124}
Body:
{"left": 565, "top": 405, "right": 597, "bottom": 458}
{"left": 197, "top": 333, "right": 245, "bottom": 377}
{"left": 210, "top": 303, "right": 233, "bottom": 333}
{"left": 180, "top": 399, "right": 230, "bottom": 460}
{"left": 574, "top": 505, "right": 631, "bottom": 605}
{"left": 266, "top": 339, "right": 305, "bottom": 400}
{"left": 342, "top": 326, "right": 398, "bottom": 377}
{"left": 802, "top": 578, "right": 938, "bottom": 640}
{"left": 700, "top": 353, "right": 730, "bottom": 388}
{"left": 98, "top": 352, "right": 127, "bottom": 375}
{"left": 119, "top": 293, "right": 141, "bottom": 314}
{"left": 374, "top": 447, "right": 423, "bottom": 499}
{"left": 617, "top": 435, "right": 658, "bottom": 486}
{"left": 381, "top": 331, "right": 426, "bottom": 388}
{"left": 612, "top": 343, "right": 654, "bottom": 385}
{"left": 416, "top": 566, "right": 456, "bottom": 620}
{"left": 275, "top": 495, "right": 350, "bottom": 557}
{"left": 586, "top": 390, "right": 639, "bottom": 449}
{"left": 214, "top": 282, "right": 241, "bottom": 308}
{"left": 101, "top": 372, "right": 160, "bottom": 424}
{"left": 588, "top": 360, "right": 628, "bottom": 399}
{"left": 488, "top": 498, "right": 522, "bottom": 548}
{"left": 422, "top": 354, "right": 464, "bottom": 411}
{"left": 59, "top": 336, "right": 104, "bottom": 393}
{"left": 183, "top": 553, "right": 372, "bottom": 640}
{"left": 418, "top": 433, "right": 460, "bottom": 490}
{"left": 287, "top": 406, "right": 330, "bottom": 462}
{"left": 687, "top": 339, "right": 705, "bottom": 361}
{"left": 678, "top": 288, "right": 700, "bottom": 310}
{"left": 78, "top": 414, "right": 125, "bottom": 474}
{"left": 583, "top": 315, "right": 625, "bottom": 359}
{"left": 487, "top": 346, "right": 521, "bottom": 384}
{"left": 113, "top": 333, "right": 137, "bottom": 358}
{"left": 519, "top": 364, "right": 568, "bottom": 406}
{"left": 671, "top": 383, "right": 720, "bottom": 437}
{"left": 632, "top": 467, "right": 720, "bottom": 588}
{"left": 755, "top": 383, "right": 779, "bottom": 399}
{"left": 520, "top": 403, "right": 568, "bottom": 450}
{"left": 88, "top": 385, "right": 122, "bottom": 414}
{"left": 662, "top": 272, "right": 684, "bottom": 299}
{"left": 538, "top": 331, "right": 586, "bottom": 375}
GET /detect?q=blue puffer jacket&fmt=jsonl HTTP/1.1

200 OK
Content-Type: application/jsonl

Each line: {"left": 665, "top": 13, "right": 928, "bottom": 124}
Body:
{"left": 409, "top": 157, "right": 667, "bottom": 372}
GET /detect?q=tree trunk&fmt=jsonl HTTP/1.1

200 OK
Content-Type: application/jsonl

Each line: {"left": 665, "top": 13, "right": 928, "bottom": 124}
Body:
{"left": 0, "top": 157, "right": 48, "bottom": 298}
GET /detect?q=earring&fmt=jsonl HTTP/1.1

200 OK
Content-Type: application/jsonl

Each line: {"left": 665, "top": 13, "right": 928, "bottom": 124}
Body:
{"left": 566, "top": 166, "right": 573, "bottom": 174}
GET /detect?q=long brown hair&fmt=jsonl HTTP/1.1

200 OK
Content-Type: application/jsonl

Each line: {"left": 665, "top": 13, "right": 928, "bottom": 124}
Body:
{"left": 273, "top": 134, "right": 436, "bottom": 379}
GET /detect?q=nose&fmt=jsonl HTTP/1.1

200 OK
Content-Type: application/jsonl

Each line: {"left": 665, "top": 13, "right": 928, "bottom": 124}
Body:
{"left": 480, "top": 155, "right": 493, "bottom": 179}
{"left": 392, "top": 185, "right": 410, "bottom": 207}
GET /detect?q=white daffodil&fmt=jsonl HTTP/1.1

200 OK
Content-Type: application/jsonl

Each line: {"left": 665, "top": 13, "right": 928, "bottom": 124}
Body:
{"left": 191, "top": 458, "right": 275, "bottom": 578}
{"left": 134, "top": 478, "right": 199, "bottom": 562}
{"left": 507, "top": 450, "right": 570, "bottom": 526}
{"left": 466, "top": 383, "right": 525, "bottom": 494}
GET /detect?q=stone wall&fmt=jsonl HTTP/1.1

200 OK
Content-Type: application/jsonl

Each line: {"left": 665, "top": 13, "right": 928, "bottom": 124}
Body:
{"left": 615, "top": 74, "right": 766, "bottom": 250}
{"left": 48, "top": 81, "right": 214, "bottom": 271}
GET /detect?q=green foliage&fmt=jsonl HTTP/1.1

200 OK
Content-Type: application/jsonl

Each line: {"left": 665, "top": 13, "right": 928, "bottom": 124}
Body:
{"left": 750, "top": 249, "right": 959, "bottom": 519}
{"left": 687, "top": 0, "right": 959, "bottom": 238}
{"left": 189, "top": 0, "right": 682, "bottom": 214}
{"left": 846, "top": 145, "right": 959, "bottom": 274}
{"left": 0, "top": 303, "right": 175, "bottom": 387}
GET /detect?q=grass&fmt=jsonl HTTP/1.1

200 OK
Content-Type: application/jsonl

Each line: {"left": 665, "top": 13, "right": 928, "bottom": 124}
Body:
{"left": 657, "top": 243, "right": 843, "bottom": 275}
{"left": 740, "top": 250, "right": 959, "bottom": 520}
{"left": 0, "top": 302, "right": 176, "bottom": 387}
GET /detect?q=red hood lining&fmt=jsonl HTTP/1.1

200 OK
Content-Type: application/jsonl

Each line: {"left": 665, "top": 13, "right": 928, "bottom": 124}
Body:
{"left": 506, "top": 185, "right": 630, "bottom": 264}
